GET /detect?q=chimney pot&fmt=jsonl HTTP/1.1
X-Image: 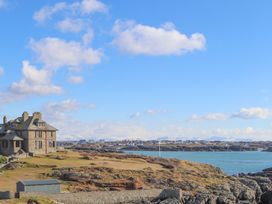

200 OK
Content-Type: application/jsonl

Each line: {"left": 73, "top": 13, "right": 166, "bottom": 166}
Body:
{"left": 33, "top": 112, "right": 42, "bottom": 120}
{"left": 3, "top": 116, "right": 7, "bottom": 124}
{"left": 22, "top": 112, "right": 29, "bottom": 122}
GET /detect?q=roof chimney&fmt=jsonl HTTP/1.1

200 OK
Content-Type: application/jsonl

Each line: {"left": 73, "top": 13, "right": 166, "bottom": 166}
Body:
{"left": 3, "top": 116, "right": 7, "bottom": 124}
{"left": 33, "top": 112, "right": 42, "bottom": 120}
{"left": 22, "top": 112, "right": 29, "bottom": 122}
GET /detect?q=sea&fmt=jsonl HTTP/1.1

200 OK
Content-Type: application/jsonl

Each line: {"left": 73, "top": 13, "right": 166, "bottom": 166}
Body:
{"left": 125, "top": 151, "right": 272, "bottom": 175}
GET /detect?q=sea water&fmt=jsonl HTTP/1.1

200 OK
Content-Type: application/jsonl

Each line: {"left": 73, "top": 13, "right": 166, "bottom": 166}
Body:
{"left": 125, "top": 151, "right": 272, "bottom": 175}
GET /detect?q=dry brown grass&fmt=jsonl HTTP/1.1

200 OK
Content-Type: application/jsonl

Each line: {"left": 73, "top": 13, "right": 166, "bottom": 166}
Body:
{"left": 0, "top": 150, "right": 228, "bottom": 193}
{"left": 0, "top": 196, "right": 55, "bottom": 204}
{"left": 0, "top": 150, "right": 164, "bottom": 192}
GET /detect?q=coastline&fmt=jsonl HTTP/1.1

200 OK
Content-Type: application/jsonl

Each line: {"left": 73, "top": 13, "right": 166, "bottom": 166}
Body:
{"left": 124, "top": 150, "right": 272, "bottom": 175}
{"left": 1, "top": 150, "right": 272, "bottom": 203}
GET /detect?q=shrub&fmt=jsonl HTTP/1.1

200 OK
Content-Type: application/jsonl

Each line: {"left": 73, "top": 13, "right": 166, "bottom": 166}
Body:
{"left": 0, "top": 155, "right": 6, "bottom": 164}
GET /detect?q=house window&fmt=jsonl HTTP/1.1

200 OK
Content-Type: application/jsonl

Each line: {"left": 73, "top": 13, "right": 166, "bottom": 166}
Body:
{"left": 39, "top": 141, "right": 42, "bottom": 149}
{"left": 35, "top": 141, "right": 43, "bottom": 149}
{"left": 53, "top": 141, "right": 55, "bottom": 148}
{"left": 15, "top": 141, "right": 20, "bottom": 147}
{"left": 51, "top": 131, "right": 54, "bottom": 137}
{"left": 35, "top": 131, "right": 42, "bottom": 138}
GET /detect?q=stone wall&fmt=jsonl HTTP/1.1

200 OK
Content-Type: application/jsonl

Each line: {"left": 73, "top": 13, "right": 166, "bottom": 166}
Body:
{"left": 0, "top": 191, "right": 14, "bottom": 200}
{"left": 19, "top": 189, "right": 182, "bottom": 204}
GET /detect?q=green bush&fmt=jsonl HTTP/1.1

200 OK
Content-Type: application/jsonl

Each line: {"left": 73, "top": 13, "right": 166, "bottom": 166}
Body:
{"left": 0, "top": 155, "right": 6, "bottom": 164}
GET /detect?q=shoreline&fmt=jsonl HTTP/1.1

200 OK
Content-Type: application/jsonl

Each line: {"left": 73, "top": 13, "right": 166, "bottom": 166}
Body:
{"left": 1, "top": 150, "right": 272, "bottom": 203}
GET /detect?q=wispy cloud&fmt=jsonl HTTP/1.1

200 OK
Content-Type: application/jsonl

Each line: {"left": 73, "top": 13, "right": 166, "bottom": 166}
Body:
{"left": 130, "top": 112, "right": 141, "bottom": 119}
{"left": 112, "top": 20, "right": 206, "bottom": 56}
{"left": 130, "top": 109, "right": 167, "bottom": 119}
{"left": 43, "top": 98, "right": 95, "bottom": 121}
{"left": 0, "top": 0, "right": 5, "bottom": 9}
{"left": 56, "top": 18, "right": 86, "bottom": 33}
{"left": 188, "top": 113, "right": 228, "bottom": 122}
{"left": 33, "top": 2, "right": 67, "bottom": 23}
{"left": 34, "top": 0, "right": 107, "bottom": 24}
{"left": 44, "top": 118, "right": 272, "bottom": 141}
{"left": 69, "top": 75, "right": 84, "bottom": 84}
{"left": 232, "top": 107, "right": 272, "bottom": 119}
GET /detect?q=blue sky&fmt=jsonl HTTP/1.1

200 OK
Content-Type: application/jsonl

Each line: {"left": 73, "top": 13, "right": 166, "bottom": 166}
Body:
{"left": 0, "top": 0, "right": 272, "bottom": 140}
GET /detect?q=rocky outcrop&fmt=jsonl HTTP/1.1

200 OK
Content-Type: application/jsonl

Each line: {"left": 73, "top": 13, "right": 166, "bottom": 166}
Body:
{"left": 48, "top": 152, "right": 272, "bottom": 204}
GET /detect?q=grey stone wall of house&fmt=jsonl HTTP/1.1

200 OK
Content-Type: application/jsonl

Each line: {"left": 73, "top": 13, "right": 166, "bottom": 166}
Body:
{"left": 27, "top": 130, "right": 57, "bottom": 155}
{"left": 0, "top": 112, "right": 57, "bottom": 156}
{"left": 0, "top": 141, "right": 21, "bottom": 156}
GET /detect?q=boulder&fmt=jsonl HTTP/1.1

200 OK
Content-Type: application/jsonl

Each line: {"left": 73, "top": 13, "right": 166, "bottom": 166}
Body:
{"left": 261, "top": 191, "right": 272, "bottom": 204}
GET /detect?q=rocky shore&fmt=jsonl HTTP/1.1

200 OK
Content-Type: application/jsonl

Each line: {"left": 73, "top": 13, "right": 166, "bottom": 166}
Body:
{"left": 47, "top": 152, "right": 272, "bottom": 204}
{"left": 1, "top": 150, "right": 272, "bottom": 203}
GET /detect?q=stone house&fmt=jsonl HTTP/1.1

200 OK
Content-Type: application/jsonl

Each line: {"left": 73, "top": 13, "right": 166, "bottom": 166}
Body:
{"left": 0, "top": 112, "right": 57, "bottom": 156}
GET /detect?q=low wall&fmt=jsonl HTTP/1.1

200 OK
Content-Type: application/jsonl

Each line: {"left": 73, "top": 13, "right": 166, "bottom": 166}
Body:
{"left": 0, "top": 191, "right": 14, "bottom": 200}
{"left": 20, "top": 189, "right": 182, "bottom": 204}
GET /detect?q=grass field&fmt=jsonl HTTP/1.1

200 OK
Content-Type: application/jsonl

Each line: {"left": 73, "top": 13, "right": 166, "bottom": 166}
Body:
{"left": 0, "top": 150, "right": 164, "bottom": 192}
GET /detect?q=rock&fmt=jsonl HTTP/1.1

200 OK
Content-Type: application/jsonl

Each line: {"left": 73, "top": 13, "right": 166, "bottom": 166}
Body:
{"left": 247, "top": 176, "right": 272, "bottom": 192}
{"left": 238, "top": 177, "right": 262, "bottom": 200}
{"left": 216, "top": 196, "right": 233, "bottom": 204}
{"left": 238, "top": 189, "right": 255, "bottom": 201}
{"left": 159, "top": 189, "right": 182, "bottom": 201}
{"left": 261, "top": 191, "right": 272, "bottom": 204}
{"left": 159, "top": 198, "right": 181, "bottom": 204}
{"left": 52, "top": 170, "right": 61, "bottom": 177}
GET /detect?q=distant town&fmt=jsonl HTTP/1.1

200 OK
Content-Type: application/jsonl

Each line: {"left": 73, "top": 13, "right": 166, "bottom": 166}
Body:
{"left": 58, "top": 139, "right": 272, "bottom": 152}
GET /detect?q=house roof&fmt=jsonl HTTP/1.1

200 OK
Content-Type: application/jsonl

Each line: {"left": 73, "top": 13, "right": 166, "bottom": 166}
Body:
{"left": 18, "top": 179, "right": 61, "bottom": 186}
{"left": 0, "top": 130, "right": 23, "bottom": 141}
{"left": 8, "top": 116, "right": 57, "bottom": 131}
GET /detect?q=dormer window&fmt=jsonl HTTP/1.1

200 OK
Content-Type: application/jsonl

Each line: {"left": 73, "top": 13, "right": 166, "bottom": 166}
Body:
{"left": 37, "top": 122, "right": 45, "bottom": 127}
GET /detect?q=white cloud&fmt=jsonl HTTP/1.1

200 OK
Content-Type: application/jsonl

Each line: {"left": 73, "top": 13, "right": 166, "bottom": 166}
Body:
{"left": 30, "top": 37, "right": 102, "bottom": 69}
{"left": 57, "top": 18, "right": 85, "bottom": 33}
{"left": 44, "top": 116, "right": 272, "bottom": 141}
{"left": 112, "top": 20, "right": 206, "bottom": 56}
{"left": 69, "top": 75, "right": 84, "bottom": 84}
{"left": 33, "top": 0, "right": 107, "bottom": 23}
{"left": 0, "top": 61, "right": 62, "bottom": 104}
{"left": 232, "top": 107, "right": 272, "bottom": 119}
{"left": 145, "top": 109, "right": 167, "bottom": 115}
{"left": 80, "top": 0, "right": 107, "bottom": 14}
{"left": 130, "top": 109, "right": 167, "bottom": 119}
{"left": 82, "top": 30, "right": 94, "bottom": 45}
{"left": 33, "top": 2, "right": 67, "bottom": 23}
{"left": 0, "top": 92, "right": 23, "bottom": 104}
{"left": 188, "top": 113, "right": 228, "bottom": 122}
{"left": 10, "top": 61, "right": 62, "bottom": 95}
{"left": 0, "top": 66, "right": 4, "bottom": 76}
{"left": 44, "top": 99, "right": 81, "bottom": 120}
{"left": 43, "top": 99, "right": 96, "bottom": 121}
{"left": 0, "top": 0, "right": 5, "bottom": 9}
{"left": 130, "top": 112, "right": 141, "bottom": 119}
